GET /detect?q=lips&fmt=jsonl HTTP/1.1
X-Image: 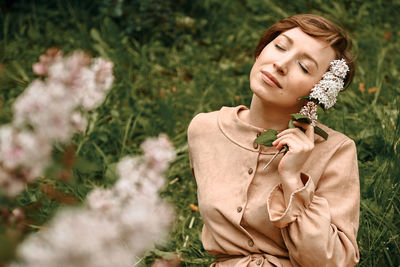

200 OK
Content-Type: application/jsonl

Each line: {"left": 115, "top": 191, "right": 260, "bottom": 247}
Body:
{"left": 261, "top": 70, "right": 282, "bottom": 89}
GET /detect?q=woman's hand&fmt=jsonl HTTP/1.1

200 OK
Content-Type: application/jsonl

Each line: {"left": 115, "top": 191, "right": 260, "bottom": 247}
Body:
{"left": 272, "top": 121, "right": 315, "bottom": 204}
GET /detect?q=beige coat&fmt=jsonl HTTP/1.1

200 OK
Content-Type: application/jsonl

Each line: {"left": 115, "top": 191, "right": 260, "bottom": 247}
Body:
{"left": 187, "top": 105, "right": 360, "bottom": 267}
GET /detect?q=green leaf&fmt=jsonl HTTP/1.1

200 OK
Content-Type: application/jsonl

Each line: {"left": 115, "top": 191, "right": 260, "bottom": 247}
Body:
{"left": 289, "top": 118, "right": 305, "bottom": 133}
{"left": 288, "top": 119, "right": 295, "bottom": 129}
{"left": 314, "top": 126, "right": 328, "bottom": 140}
{"left": 291, "top": 113, "right": 312, "bottom": 124}
{"left": 297, "top": 95, "right": 310, "bottom": 101}
{"left": 74, "top": 157, "right": 103, "bottom": 174}
{"left": 291, "top": 114, "right": 328, "bottom": 140}
{"left": 254, "top": 129, "right": 277, "bottom": 147}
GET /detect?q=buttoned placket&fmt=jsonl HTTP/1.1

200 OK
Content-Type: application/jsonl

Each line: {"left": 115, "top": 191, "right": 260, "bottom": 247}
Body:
{"left": 237, "top": 150, "right": 260, "bottom": 222}
{"left": 216, "top": 106, "right": 286, "bottom": 252}
{"left": 236, "top": 132, "right": 263, "bottom": 251}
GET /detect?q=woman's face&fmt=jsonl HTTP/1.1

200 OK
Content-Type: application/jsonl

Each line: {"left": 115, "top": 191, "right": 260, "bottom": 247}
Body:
{"left": 249, "top": 27, "right": 336, "bottom": 112}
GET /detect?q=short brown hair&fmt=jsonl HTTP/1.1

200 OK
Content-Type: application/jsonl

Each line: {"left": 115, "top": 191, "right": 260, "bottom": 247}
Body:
{"left": 254, "top": 14, "right": 355, "bottom": 89}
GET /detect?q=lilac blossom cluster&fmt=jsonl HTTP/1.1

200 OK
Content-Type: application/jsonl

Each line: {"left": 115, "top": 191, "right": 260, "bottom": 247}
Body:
{"left": 12, "top": 134, "right": 176, "bottom": 267}
{"left": 0, "top": 49, "right": 114, "bottom": 197}
{"left": 300, "top": 101, "right": 318, "bottom": 126}
{"left": 309, "top": 59, "right": 349, "bottom": 109}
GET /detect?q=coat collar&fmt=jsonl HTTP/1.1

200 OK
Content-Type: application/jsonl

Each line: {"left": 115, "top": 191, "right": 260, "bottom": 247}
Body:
{"left": 217, "top": 105, "right": 280, "bottom": 155}
{"left": 217, "top": 105, "right": 324, "bottom": 155}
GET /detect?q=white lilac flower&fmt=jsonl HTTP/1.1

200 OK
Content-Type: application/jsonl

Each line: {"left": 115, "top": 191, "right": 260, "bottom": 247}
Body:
{"left": 329, "top": 58, "right": 349, "bottom": 79}
{"left": 300, "top": 101, "right": 318, "bottom": 126}
{"left": 309, "top": 59, "right": 349, "bottom": 109}
{"left": 12, "top": 134, "right": 175, "bottom": 267}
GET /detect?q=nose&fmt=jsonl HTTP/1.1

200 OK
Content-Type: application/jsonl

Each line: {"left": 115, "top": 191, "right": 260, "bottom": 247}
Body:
{"left": 273, "top": 61, "right": 288, "bottom": 75}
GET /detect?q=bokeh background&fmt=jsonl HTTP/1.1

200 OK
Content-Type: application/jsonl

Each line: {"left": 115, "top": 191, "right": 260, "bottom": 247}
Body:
{"left": 0, "top": 0, "right": 399, "bottom": 266}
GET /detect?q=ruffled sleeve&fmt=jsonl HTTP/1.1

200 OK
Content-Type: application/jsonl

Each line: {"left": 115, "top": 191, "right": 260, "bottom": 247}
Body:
{"left": 268, "top": 173, "right": 315, "bottom": 228}
{"left": 267, "top": 139, "right": 360, "bottom": 267}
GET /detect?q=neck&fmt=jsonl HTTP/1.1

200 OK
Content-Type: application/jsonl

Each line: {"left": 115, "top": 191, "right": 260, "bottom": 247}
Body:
{"left": 245, "top": 94, "right": 297, "bottom": 131}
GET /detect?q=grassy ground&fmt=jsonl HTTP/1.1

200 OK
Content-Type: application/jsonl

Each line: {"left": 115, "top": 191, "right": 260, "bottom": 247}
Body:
{"left": 0, "top": 0, "right": 399, "bottom": 266}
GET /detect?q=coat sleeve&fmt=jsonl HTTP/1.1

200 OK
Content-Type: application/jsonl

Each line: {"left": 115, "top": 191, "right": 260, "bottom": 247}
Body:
{"left": 187, "top": 114, "right": 200, "bottom": 181}
{"left": 267, "top": 139, "right": 360, "bottom": 267}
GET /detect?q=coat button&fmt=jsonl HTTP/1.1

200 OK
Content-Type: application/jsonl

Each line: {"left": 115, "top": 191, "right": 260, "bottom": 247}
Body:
{"left": 248, "top": 168, "right": 253, "bottom": 174}
{"left": 256, "top": 258, "right": 262, "bottom": 265}
{"left": 248, "top": 239, "right": 254, "bottom": 247}
{"left": 253, "top": 142, "right": 259, "bottom": 149}
{"left": 237, "top": 206, "right": 242, "bottom": 213}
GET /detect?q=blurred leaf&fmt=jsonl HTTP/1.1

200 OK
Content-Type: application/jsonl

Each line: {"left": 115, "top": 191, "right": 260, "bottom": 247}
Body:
{"left": 74, "top": 157, "right": 103, "bottom": 174}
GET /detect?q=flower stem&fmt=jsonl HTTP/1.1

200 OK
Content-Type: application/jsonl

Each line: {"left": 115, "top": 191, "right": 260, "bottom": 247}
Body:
{"left": 263, "top": 147, "right": 285, "bottom": 171}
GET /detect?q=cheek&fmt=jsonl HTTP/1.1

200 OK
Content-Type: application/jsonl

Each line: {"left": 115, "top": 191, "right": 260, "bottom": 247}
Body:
{"left": 249, "top": 60, "right": 262, "bottom": 83}
{"left": 291, "top": 76, "right": 319, "bottom": 97}
{"left": 249, "top": 62, "right": 257, "bottom": 77}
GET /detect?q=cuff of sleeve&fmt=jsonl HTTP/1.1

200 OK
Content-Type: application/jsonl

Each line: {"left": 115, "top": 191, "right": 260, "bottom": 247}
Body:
{"left": 267, "top": 173, "right": 315, "bottom": 228}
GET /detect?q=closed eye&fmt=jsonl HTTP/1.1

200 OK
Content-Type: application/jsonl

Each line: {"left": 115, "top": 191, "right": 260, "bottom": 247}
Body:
{"left": 299, "top": 63, "right": 309, "bottom": 74}
{"left": 275, "top": 44, "right": 285, "bottom": 51}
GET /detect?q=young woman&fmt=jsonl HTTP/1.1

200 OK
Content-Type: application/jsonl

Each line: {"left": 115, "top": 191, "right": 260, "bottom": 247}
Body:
{"left": 187, "top": 14, "right": 360, "bottom": 266}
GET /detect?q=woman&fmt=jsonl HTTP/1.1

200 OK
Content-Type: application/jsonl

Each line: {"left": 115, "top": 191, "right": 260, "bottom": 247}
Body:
{"left": 187, "top": 14, "right": 360, "bottom": 267}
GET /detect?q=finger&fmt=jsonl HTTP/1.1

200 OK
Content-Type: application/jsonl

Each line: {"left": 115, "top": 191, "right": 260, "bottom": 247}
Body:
{"left": 277, "top": 127, "right": 305, "bottom": 137}
{"left": 273, "top": 135, "right": 310, "bottom": 152}
{"left": 274, "top": 132, "right": 303, "bottom": 146}
{"left": 273, "top": 136, "right": 295, "bottom": 151}
{"left": 293, "top": 121, "right": 314, "bottom": 140}
{"left": 277, "top": 127, "right": 312, "bottom": 145}
{"left": 274, "top": 133, "right": 315, "bottom": 151}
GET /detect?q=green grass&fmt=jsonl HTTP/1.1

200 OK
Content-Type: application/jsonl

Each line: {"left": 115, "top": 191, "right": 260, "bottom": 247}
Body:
{"left": 0, "top": 0, "right": 399, "bottom": 266}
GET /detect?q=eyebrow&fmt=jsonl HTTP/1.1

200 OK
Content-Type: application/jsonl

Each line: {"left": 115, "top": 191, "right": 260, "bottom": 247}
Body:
{"left": 281, "top": 34, "right": 319, "bottom": 69}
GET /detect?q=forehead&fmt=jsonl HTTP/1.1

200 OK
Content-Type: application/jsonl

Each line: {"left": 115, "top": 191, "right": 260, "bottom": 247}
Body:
{"left": 277, "top": 27, "right": 335, "bottom": 69}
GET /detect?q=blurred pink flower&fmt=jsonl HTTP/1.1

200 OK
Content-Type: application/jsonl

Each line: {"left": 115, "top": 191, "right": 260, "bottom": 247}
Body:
{"left": 32, "top": 48, "right": 63, "bottom": 76}
{"left": 1, "top": 49, "right": 114, "bottom": 197}
{"left": 0, "top": 126, "right": 50, "bottom": 172}
{"left": 141, "top": 133, "right": 176, "bottom": 173}
{"left": 70, "top": 112, "right": 88, "bottom": 132}
{"left": 12, "top": 134, "right": 176, "bottom": 267}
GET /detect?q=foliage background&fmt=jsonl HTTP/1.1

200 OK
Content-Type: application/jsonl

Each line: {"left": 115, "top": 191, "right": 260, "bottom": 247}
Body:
{"left": 0, "top": 0, "right": 399, "bottom": 266}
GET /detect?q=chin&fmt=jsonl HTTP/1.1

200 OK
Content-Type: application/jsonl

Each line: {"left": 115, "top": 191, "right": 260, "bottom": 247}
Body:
{"left": 250, "top": 79, "right": 274, "bottom": 99}
{"left": 252, "top": 89, "right": 275, "bottom": 105}
{"left": 250, "top": 77, "right": 267, "bottom": 95}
